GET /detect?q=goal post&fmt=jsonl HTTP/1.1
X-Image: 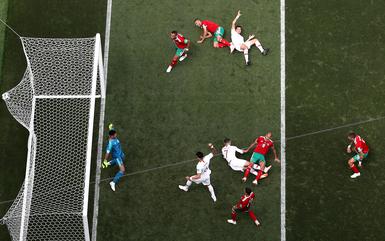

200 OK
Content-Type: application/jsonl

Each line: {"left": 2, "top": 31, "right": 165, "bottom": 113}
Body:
{"left": 1, "top": 34, "right": 105, "bottom": 241}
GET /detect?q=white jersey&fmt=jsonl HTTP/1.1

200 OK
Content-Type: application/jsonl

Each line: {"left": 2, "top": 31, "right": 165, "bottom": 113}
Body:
{"left": 196, "top": 153, "right": 213, "bottom": 178}
{"left": 222, "top": 145, "right": 244, "bottom": 162}
{"left": 231, "top": 29, "right": 245, "bottom": 46}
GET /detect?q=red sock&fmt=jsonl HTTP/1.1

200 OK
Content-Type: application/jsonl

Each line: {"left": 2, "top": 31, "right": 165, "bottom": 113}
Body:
{"left": 170, "top": 58, "right": 178, "bottom": 67}
{"left": 217, "top": 42, "right": 227, "bottom": 48}
{"left": 351, "top": 164, "right": 359, "bottom": 173}
{"left": 255, "top": 170, "right": 263, "bottom": 181}
{"left": 248, "top": 210, "right": 257, "bottom": 222}
{"left": 231, "top": 211, "right": 237, "bottom": 221}
{"left": 220, "top": 38, "right": 231, "bottom": 46}
{"left": 244, "top": 167, "right": 251, "bottom": 178}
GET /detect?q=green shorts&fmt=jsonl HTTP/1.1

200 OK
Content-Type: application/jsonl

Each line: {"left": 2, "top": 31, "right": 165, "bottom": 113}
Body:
{"left": 353, "top": 152, "right": 368, "bottom": 162}
{"left": 213, "top": 26, "right": 224, "bottom": 43}
{"left": 250, "top": 152, "right": 265, "bottom": 164}
{"left": 175, "top": 48, "right": 185, "bottom": 57}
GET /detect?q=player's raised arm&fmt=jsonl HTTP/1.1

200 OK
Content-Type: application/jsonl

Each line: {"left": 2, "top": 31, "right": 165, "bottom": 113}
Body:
{"left": 232, "top": 10, "right": 242, "bottom": 30}
{"left": 271, "top": 145, "right": 280, "bottom": 162}
{"left": 208, "top": 143, "right": 218, "bottom": 155}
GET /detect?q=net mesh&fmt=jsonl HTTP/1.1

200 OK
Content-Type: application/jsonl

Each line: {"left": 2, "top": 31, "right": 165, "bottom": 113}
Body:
{"left": 1, "top": 36, "right": 102, "bottom": 241}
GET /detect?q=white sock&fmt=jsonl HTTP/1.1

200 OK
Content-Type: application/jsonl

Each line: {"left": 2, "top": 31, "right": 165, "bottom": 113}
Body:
{"left": 255, "top": 43, "right": 264, "bottom": 53}
{"left": 243, "top": 49, "right": 249, "bottom": 63}
{"left": 250, "top": 168, "right": 258, "bottom": 176}
{"left": 207, "top": 185, "right": 216, "bottom": 198}
{"left": 186, "top": 180, "right": 192, "bottom": 187}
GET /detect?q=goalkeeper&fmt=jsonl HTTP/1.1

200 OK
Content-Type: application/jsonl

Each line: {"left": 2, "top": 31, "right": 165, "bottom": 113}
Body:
{"left": 102, "top": 124, "right": 125, "bottom": 191}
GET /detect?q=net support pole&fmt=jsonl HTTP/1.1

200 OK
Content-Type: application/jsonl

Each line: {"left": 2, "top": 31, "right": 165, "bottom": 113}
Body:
{"left": 82, "top": 33, "right": 100, "bottom": 241}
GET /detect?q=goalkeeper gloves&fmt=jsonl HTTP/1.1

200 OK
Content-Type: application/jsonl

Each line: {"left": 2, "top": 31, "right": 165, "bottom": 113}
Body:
{"left": 102, "top": 159, "right": 110, "bottom": 168}
{"left": 108, "top": 123, "right": 114, "bottom": 130}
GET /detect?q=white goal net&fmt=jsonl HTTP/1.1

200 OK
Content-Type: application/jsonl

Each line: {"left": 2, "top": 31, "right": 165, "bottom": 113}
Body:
{"left": 1, "top": 34, "right": 105, "bottom": 241}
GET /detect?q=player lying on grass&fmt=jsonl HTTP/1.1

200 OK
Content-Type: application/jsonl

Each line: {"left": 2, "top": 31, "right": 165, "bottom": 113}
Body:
{"left": 166, "top": 31, "right": 190, "bottom": 73}
{"left": 230, "top": 10, "right": 269, "bottom": 65}
{"left": 102, "top": 124, "right": 125, "bottom": 191}
{"left": 243, "top": 132, "right": 280, "bottom": 185}
{"left": 221, "top": 138, "right": 271, "bottom": 179}
{"left": 178, "top": 143, "right": 217, "bottom": 202}
{"left": 227, "top": 187, "right": 260, "bottom": 227}
{"left": 194, "top": 18, "right": 232, "bottom": 48}
{"left": 346, "top": 131, "right": 369, "bottom": 178}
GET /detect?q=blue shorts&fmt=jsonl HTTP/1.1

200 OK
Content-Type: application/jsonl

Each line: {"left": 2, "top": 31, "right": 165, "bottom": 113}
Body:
{"left": 112, "top": 157, "right": 124, "bottom": 166}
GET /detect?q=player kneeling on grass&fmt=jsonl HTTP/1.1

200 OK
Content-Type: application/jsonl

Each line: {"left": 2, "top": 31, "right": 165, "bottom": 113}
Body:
{"left": 179, "top": 143, "right": 217, "bottom": 202}
{"left": 243, "top": 132, "right": 280, "bottom": 185}
{"left": 227, "top": 187, "right": 260, "bottom": 227}
{"left": 230, "top": 10, "right": 269, "bottom": 65}
{"left": 102, "top": 124, "right": 125, "bottom": 191}
{"left": 222, "top": 138, "right": 271, "bottom": 178}
{"left": 166, "top": 31, "right": 190, "bottom": 73}
{"left": 194, "top": 18, "right": 232, "bottom": 49}
{"left": 346, "top": 131, "right": 369, "bottom": 179}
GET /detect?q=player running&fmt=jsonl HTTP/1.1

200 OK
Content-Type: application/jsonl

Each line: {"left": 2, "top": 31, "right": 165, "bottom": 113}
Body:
{"left": 346, "top": 131, "right": 369, "bottom": 178}
{"left": 243, "top": 132, "right": 280, "bottom": 185}
{"left": 227, "top": 187, "right": 261, "bottom": 227}
{"left": 178, "top": 143, "right": 218, "bottom": 202}
{"left": 194, "top": 18, "right": 232, "bottom": 48}
{"left": 166, "top": 31, "right": 190, "bottom": 73}
{"left": 102, "top": 124, "right": 125, "bottom": 191}
{"left": 222, "top": 138, "right": 271, "bottom": 178}
{"left": 230, "top": 10, "right": 269, "bottom": 65}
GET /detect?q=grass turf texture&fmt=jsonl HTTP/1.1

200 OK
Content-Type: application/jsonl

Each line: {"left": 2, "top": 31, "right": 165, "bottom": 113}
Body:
{"left": 0, "top": 0, "right": 106, "bottom": 240}
{"left": 286, "top": 0, "right": 385, "bottom": 240}
{"left": 97, "top": 0, "right": 280, "bottom": 240}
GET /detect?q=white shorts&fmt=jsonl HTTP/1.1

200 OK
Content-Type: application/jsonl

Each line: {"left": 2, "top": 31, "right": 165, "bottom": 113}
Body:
{"left": 191, "top": 175, "right": 211, "bottom": 186}
{"left": 228, "top": 158, "right": 247, "bottom": 171}
{"left": 234, "top": 41, "right": 252, "bottom": 52}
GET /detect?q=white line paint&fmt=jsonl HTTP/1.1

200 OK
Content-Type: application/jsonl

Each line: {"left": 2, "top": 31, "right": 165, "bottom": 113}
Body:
{"left": 280, "top": 0, "right": 286, "bottom": 238}
{"left": 91, "top": 0, "right": 112, "bottom": 240}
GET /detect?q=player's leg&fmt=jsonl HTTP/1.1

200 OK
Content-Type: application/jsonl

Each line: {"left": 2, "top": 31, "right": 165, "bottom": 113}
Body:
{"left": 167, "top": 48, "right": 186, "bottom": 73}
{"left": 243, "top": 153, "right": 259, "bottom": 182}
{"left": 227, "top": 205, "right": 240, "bottom": 224}
{"left": 240, "top": 44, "right": 250, "bottom": 65}
{"left": 247, "top": 38, "right": 269, "bottom": 55}
{"left": 204, "top": 178, "right": 216, "bottom": 202}
{"left": 178, "top": 177, "right": 197, "bottom": 192}
{"left": 348, "top": 156, "right": 361, "bottom": 178}
{"left": 109, "top": 159, "right": 125, "bottom": 191}
{"left": 247, "top": 210, "right": 261, "bottom": 226}
{"left": 253, "top": 160, "right": 265, "bottom": 185}
{"left": 215, "top": 27, "right": 231, "bottom": 48}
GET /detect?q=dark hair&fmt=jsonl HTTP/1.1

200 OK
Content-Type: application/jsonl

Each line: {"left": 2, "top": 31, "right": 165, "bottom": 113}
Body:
{"left": 235, "top": 25, "right": 242, "bottom": 29}
{"left": 196, "top": 151, "right": 204, "bottom": 159}
{"left": 194, "top": 18, "right": 200, "bottom": 22}
{"left": 245, "top": 187, "right": 252, "bottom": 195}
{"left": 171, "top": 30, "right": 178, "bottom": 34}
{"left": 348, "top": 131, "right": 356, "bottom": 138}
{"left": 109, "top": 129, "right": 116, "bottom": 136}
{"left": 224, "top": 138, "right": 231, "bottom": 144}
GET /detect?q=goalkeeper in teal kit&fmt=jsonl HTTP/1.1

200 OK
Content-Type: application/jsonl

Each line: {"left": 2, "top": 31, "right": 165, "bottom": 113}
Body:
{"left": 102, "top": 124, "right": 125, "bottom": 191}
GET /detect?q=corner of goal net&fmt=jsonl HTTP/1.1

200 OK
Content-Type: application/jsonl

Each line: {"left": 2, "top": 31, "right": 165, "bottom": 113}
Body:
{"left": 2, "top": 92, "right": 10, "bottom": 100}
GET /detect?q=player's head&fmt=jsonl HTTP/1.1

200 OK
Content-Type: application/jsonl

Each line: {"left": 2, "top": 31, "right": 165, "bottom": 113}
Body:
{"left": 245, "top": 187, "right": 252, "bottom": 195}
{"left": 194, "top": 18, "right": 202, "bottom": 27}
{"left": 266, "top": 131, "right": 272, "bottom": 139}
{"left": 224, "top": 138, "right": 231, "bottom": 146}
{"left": 235, "top": 25, "right": 242, "bottom": 34}
{"left": 348, "top": 131, "right": 356, "bottom": 141}
{"left": 109, "top": 129, "right": 117, "bottom": 138}
{"left": 196, "top": 151, "right": 204, "bottom": 160}
{"left": 170, "top": 30, "right": 178, "bottom": 39}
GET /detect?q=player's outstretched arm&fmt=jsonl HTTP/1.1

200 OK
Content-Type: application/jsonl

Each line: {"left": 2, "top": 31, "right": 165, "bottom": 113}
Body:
{"left": 272, "top": 146, "right": 280, "bottom": 162}
{"left": 245, "top": 140, "right": 256, "bottom": 152}
{"left": 232, "top": 10, "right": 241, "bottom": 30}
{"left": 208, "top": 143, "right": 218, "bottom": 154}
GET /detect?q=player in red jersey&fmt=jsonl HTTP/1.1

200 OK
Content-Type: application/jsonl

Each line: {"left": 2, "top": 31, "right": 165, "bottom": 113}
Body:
{"left": 227, "top": 187, "right": 260, "bottom": 227}
{"left": 346, "top": 131, "right": 369, "bottom": 178}
{"left": 243, "top": 132, "right": 280, "bottom": 185}
{"left": 194, "top": 18, "right": 232, "bottom": 49}
{"left": 166, "top": 31, "right": 190, "bottom": 73}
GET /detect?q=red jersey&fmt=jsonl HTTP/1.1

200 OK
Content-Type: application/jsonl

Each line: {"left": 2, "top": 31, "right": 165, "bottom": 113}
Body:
{"left": 253, "top": 136, "right": 274, "bottom": 155}
{"left": 201, "top": 20, "right": 219, "bottom": 33}
{"left": 354, "top": 135, "right": 369, "bottom": 154}
{"left": 173, "top": 34, "right": 188, "bottom": 49}
{"left": 237, "top": 192, "right": 255, "bottom": 209}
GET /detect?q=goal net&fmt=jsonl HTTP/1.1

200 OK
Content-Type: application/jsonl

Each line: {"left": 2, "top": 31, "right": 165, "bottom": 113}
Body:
{"left": 1, "top": 34, "right": 105, "bottom": 241}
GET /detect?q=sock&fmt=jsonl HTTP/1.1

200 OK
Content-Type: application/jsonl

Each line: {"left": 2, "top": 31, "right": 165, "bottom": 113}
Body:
{"left": 243, "top": 49, "right": 249, "bottom": 63}
{"left": 186, "top": 180, "right": 192, "bottom": 187}
{"left": 217, "top": 42, "right": 227, "bottom": 48}
{"left": 180, "top": 53, "right": 186, "bottom": 58}
{"left": 255, "top": 170, "right": 263, "bottom": 181}
{"left": 207, "top": 185, "right": 216, "bottom": 198}
{"left": 113, "top": 170, "right": 124, "bottom": 184}
{"left": 250, "top": 168, "right": 258, "bottom": 176}
{"left": 255, "top": 40, "right": 264, "bottom": 53}
{"left": 231, "top": 211, "right": 237, "bottom": 221}
{"left": 244, "top": 167, "right": 251, "bottom": 178}
{"left": 248, "top": 210, "right": 257, "bottom": 222}
{"left": 220, "top": 38, "right": 231, "bottom": 46}
{"left": 351, "top": 164, "right": 359, "bottom": 173}
{"left": 109, "top": 159, "right": 117, "bottom": 166}
{"left": 170, "top": 58, "right": 178, "bottom": 67}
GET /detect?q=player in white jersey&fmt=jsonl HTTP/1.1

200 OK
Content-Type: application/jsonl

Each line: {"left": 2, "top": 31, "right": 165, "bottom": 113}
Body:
{"left": 222, "top": 138, "right": 271, "bottom": 177}
{"left": 230, "top": 10, "right": 269, "bottom": 65}
{"left": 178, "top": 143, "right": 217, "bottom": 202}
